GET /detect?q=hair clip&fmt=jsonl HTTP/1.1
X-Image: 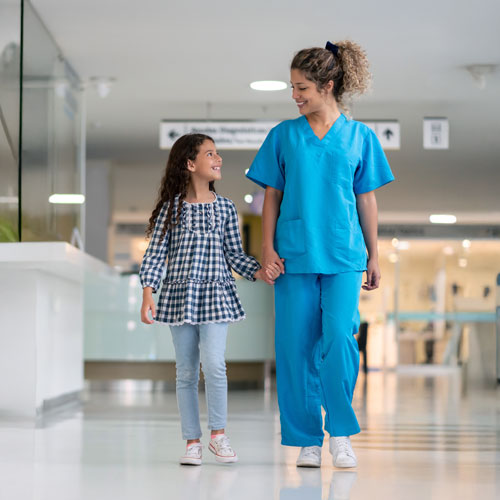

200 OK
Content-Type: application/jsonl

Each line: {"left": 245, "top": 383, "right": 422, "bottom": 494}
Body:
{"left": 325, "top": 41, "right": 339, "bottom": 57}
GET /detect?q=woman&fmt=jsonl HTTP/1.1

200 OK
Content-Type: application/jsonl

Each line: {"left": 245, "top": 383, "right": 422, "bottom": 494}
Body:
{"left": 246, "top": 40, "right": 394, "bottom": 468}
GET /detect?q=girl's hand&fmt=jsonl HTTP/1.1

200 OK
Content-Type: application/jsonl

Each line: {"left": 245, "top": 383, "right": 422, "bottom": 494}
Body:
{"left": 141, "top": 288, "right": 156, "bottom": 324}
{"left": 362, "top": 258, "right": 381, "bottom": 291}
{"left": 262, "top": 247, "right": 285, "bottom": 275}
{"left": 254, "top": 267, "right": 275, "bottom": 285}
{"left": 255, "top": 263, "right": 282, "bottom": 285}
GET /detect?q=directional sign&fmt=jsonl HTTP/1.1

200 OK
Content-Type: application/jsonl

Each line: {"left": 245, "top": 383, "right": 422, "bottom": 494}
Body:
{"left": 362, "top": 121, "right": 400, "bottom": 150}
{"left": 423, "top": 118, "right": 449, "bottom": 149}
{"left": 160, "top": 119, "right": 400, "bottom": 151}
{"left": 159, "top": 121, "right": 279, "bottom": 150}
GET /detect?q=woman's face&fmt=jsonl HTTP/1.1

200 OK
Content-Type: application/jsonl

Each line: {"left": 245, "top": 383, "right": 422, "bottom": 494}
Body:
{"left": 290, "top": 69, "right": 332, "bottom": 115}
{"left": 188, "top": 140, "right": 222, "bottom": 182}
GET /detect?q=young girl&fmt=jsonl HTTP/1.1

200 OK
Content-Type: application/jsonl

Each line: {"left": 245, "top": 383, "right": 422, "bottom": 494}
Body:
{"left": 247, "top": 40, "right": 394, "bottom": 468}
{"left": 140, "top": 133, "right": 279, "bottom": 466}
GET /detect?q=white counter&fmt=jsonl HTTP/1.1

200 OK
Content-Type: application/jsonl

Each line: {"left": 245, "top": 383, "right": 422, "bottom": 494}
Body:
{"left": 0, "top": 242, "right": 119, "bottom": 419}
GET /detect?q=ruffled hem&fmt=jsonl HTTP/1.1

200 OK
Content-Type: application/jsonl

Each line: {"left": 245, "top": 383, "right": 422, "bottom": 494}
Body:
{"left": 153, "top": 315, "right": 246, "bottom": 326}
{"left": 155, "top": 279, "right": 246, "bottom": 325}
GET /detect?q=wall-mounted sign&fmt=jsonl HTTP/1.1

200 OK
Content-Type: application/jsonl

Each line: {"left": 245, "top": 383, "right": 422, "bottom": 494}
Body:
{"left": 159, "top": 121, "right": 279, "bottom": 150}
{"left": 423, "top": 117, "right": 449, "bottom": 149}
{"left": 363, "top": 121, "right": 400, "bottom": 150}
{"left": 160, "top": 119, "right": 400, "bottom": 151}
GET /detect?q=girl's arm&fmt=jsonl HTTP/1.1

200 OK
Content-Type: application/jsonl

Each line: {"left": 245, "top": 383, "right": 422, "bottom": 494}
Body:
{"left": 223, "top": 201, "right": 274, "bottom": 283}
{"left": 139, "top": 204, "right": 170, "bottom": 323}
{"left": 356, "top": 191, "right": 380, "bottom": 291}
{"left": 261, "top": 186, "right": 285, "bottom": 274}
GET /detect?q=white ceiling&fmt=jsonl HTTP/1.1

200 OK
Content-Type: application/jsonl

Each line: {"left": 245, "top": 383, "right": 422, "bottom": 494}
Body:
{"left": 31, "top": 0, "right": 500, "bottom": 219}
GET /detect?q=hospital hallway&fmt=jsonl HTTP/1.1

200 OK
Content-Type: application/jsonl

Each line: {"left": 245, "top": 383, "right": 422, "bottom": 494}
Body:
{"left": 0, "top": 369, "right": 498, "bottom": 500}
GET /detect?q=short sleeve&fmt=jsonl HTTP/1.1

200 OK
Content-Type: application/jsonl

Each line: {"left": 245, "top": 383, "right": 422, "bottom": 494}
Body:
{"left": 246, "top": 126, "right": 285, "bottom": 191}
{"left": 354, "top": 128, "right": 395, "bottom": 195}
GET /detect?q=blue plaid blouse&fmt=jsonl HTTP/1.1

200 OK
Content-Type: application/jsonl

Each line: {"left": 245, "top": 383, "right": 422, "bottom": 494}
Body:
{"left": 139, "top": 193, "right": 261, "bottom": 325}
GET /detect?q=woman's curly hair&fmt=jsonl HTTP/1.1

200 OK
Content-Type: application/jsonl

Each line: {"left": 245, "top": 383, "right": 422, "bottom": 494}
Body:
{"left": 145, "top": 133, "right": 215, "bottom": 241}
{"left": 291, "top": 40, "right": 371, "bottom": 113}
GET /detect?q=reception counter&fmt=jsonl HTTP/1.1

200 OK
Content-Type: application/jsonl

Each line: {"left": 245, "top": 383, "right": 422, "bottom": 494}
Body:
{"left": 0, "top": 242, "right": 119, "bottom": 418}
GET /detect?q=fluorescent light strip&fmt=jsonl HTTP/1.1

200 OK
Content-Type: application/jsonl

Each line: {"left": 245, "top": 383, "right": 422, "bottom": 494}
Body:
{"left": 0, "top": 196, "right": 19, "bottom": 204}
{"left": 49, "top": 194, "right": 85, "bottom": 204}
{"left": 429, "top": 214, "right": 457, "bottom": 224}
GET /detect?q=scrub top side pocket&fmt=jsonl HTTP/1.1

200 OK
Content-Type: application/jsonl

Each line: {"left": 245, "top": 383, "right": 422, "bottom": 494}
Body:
{"left": 275, "top": 218, "right": 306, "bottom": 258}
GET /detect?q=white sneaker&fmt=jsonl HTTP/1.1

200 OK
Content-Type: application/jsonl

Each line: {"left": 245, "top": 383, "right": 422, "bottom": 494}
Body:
{"left": 296, "top": 446, "right": 322, "bottom": 467}
{"left": 329, "top": 437, "right": 357, "bottom": 468}
{"left": 209, "top": 434, "right": 238, "bottom": 463}
{"left": 180, "top": 442, "right": 202, "bottom": 466}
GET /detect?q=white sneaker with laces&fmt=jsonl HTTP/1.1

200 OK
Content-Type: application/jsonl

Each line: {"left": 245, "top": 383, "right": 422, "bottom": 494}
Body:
{"left": 208, "top": 434, "right": 238, "bottom": 463}
{"left": 329, "top": 436, "right": 357, "bottom": 468}
{"left": 180, "top": 442, "right": 203, "bottom": 466}
{"left": 296, "top": 446, "right": 322, "bottom": 467}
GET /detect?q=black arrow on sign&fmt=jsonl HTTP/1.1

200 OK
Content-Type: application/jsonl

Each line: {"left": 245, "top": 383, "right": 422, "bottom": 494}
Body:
{"left": 383, "top": 129, "right": 394, "bottom": 140}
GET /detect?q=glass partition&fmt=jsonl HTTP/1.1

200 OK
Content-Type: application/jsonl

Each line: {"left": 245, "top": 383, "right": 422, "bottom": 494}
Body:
{"left": 0, "top": 0, "right": 21, "bottom": 242}
{"left": 21, "top": 1, "right": 84, "bottom": 242}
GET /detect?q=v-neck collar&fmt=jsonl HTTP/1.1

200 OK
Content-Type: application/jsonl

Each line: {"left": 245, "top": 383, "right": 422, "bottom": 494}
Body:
{"left": 300, "top": 113, "right": 346, "bottom": 146}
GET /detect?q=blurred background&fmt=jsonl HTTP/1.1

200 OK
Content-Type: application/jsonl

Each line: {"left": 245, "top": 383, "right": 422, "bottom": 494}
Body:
{"left": 0, "top": 1, "right": 499, "bottom": 498}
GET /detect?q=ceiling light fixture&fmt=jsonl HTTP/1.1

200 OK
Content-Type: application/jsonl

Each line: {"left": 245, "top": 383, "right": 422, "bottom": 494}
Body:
{"left": 250, "top": 80, "right": 287, "bottom": 91}
{"left": 429, "top": 214, "right": 457, "bottom": 224}
{"left": 465, "top": 64, "right": 497, "bottom": 90}
{"left": 90, "top": 76, "right": 116, "bottom": 98}
{"left": 48, "top": 194, "right": 85, "bottom": 204}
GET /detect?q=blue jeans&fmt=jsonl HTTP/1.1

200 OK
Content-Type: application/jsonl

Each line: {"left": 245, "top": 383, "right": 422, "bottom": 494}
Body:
{"left": 274, "top": 272, "right": 363, "bottom": 446}
{"left": 170, "top": 322, "right": 228, "bottom": 440}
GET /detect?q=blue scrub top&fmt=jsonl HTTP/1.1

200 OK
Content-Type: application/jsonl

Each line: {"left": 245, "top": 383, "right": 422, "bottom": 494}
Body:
{"left": 246, "top": 113, "right": 395, "bottom": 274}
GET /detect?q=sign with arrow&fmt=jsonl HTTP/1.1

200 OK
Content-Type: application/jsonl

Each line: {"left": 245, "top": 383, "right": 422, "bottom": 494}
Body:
{"left": 160, "top": 121, "right": 279, "bottom": 150}
{"left": 363, "top": 121, "right": 401, "bottom": 150}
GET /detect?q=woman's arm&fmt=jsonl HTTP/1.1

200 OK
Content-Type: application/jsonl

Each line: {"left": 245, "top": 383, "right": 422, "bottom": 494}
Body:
{"left": 262, "top": 187, "right": 285, "bottom": 274}
{"left": 356, "top": 190, "right": 380, "bottom": 291}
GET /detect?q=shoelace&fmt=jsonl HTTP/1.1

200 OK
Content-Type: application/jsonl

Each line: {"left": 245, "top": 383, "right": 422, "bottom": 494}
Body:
{"left": 301, "top": 446, "right": 321, "bottom": 459}
{"left": 213, "top": 435, "right": 233, "bottom": 454}
{"left": 335, "top": 438, "right": 354, "bottom": 457}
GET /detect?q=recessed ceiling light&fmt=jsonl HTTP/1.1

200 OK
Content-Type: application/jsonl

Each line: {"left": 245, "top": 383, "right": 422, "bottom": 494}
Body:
{"left": 250, "top": 80, "right": 287, "bottom": 91}
{"left": 462, "top": 239, "right": 471, "bottom": 249}
{"left": 429, "top": 214, "right": 457, "bottom": 224}
{"left": 244, "top": 194, "right": 254, "bottom": 204}
{"left": 48, "top": 194, "right": 85, "bottom": 204}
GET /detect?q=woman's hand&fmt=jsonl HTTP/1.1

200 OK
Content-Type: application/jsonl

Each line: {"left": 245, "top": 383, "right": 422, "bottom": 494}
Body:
{"left": 141, "top": 287, "right": 156, "bottom": 324}
{"left": 262, "top": 247, "right": 285, "bottom": 275}
{"left": 255, "top": 262, "right": 282, "bottom": 285}
{"left": 362, "top": 258, "right": 381, "bottom": 291}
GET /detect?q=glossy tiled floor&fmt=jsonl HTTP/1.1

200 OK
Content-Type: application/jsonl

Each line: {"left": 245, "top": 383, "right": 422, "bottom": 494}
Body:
{"left": 1, "top": 369, "right": 499, "bottom": 499}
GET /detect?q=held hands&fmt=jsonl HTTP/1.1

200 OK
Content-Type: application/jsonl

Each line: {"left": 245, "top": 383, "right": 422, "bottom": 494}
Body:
{"left": 255, "top": 263, "right": 281, "bottom": 285}
{"left": 140, "top": 287, "right": 156, "bottom": 324}
{"left": 362, "top": 258, "right": 381, "bottom": 291}
{"left": 255, "top": 247, "right": 285, "bottom": 285}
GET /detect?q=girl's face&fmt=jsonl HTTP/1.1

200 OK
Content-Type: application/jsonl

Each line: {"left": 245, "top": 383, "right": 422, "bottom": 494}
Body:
{"left": 290, "top": 69, "right": 333, "bottom": 115}
{"left": 187, "top": 140, "right": 222, "bottom": 182}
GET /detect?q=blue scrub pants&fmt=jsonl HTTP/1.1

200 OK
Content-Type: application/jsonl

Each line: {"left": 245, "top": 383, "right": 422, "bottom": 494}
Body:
{"left": 274, "top": 272, "right": 362, "bottom": 446}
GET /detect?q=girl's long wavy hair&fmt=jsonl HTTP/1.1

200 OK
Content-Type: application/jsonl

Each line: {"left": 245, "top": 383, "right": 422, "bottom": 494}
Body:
{"left": 145, "top": 133, "right": 215, "bottom": 241}
{"left": 291, "top": 40, "right": 371, "bottom": 114}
